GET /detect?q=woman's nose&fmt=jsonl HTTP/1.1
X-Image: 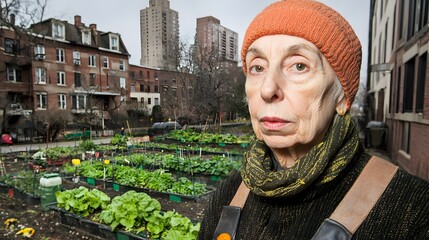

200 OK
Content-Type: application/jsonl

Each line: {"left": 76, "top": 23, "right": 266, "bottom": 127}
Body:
{"left": 260, "top": 70, "right": 284, "bottom": 102}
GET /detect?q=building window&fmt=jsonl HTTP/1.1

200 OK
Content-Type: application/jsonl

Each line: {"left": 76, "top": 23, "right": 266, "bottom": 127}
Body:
{"left": 89, "top": 73, "right": 96, "bottom": 86}
{"left": 130, "top": 97, "right": 137, "bottom": 103}
{"left": 6, "top": 65, "right": 21, "bottom": 82}
{"left": 146, "top": 86, "right": 150, "bottom": 92}
{"left": 154, "top": 72, "right": 158, "bottom": 80}
{"left": 403, "top": 57, "right": 415, "bottom": 112}
{"left": 7, "top": 66, "right": 15, "bottom": 81}
{"left": 109, "top": 34, "right": 119, "bottom": 51}
{"left": 401, "top": 122, "right": 410, "bottom": 154}
{"left": 389, "top": 73, "right": 394, "bottom": 114}
{"left": 407, "top": 0, "right": 417, "bottom": 40}
{"left": 36, "top": 68, "right": 46, "bottom": 84}
{"left": 5, "top": 38, "right": 18, "bottom": 54}
{"left": 56, "top": 48, "right": 65, "bottom": 62}
{"left": 34, "top": 45, "right": 45, "bottom": 60}
{"left": 89, "top": 55, "right": 96, "bottom": 67}
{"left": 119, "top": 60, "right": 125, "bottom": 71}
{"left": 131, "top": 83, "right": 136, "bottom": 92}
{"left": 416, "top": 53, "right": 427, "bottom": 113}
{"left": 52, "top": 22, "right": 65, "bottom": 39}
{"left": 57, "top": 71, "right": 66, "bottom": 85}
{"left": 147, "top": 71, "right": 150, "bottom": 79}
{"left": 154, "top": 98, "right": 159, "bottom": 105}
{"left": 396, "top": 66, "right": 401, "bottom": 113}
{"left": 140, "top": 84, "right": 144, "bottom": 92}
{"left": 73, "top": 51, "right": 81, "bottom": 65}
{"left": 58, "top": 94, "right": 67, "bottom": 109}
{"left": 36, "top": 92, "right": 47, "bottom": 109}
{"left": 419, "top": 0, "right": 429, "bottom": 31}
{"left": 72, "top": 95, "right": 86, "bottom": 110}
{"left": 140, "top": 97, "right": 144, "bottom": 104}
{"left": 82, "top": 30, "right": 91, "bottom": 45}
{"left": 154, "top": 85, "right": 159, "bottom": 92}
{"left": 103, "top": 57, "right": 109, "bottom": 68}
{"left": 120, "top": 77, "right": 126, "bottom": 89}
{"left": 74, "top": 72, "right": 81, "bottom": 87}
{"left": 148, "top": 98, "right": 151, "bottom": 105}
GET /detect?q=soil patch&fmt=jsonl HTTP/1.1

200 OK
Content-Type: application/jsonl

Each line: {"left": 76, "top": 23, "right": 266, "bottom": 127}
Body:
{"left": 0, "top": 151, "right": 208, "bottom": 239}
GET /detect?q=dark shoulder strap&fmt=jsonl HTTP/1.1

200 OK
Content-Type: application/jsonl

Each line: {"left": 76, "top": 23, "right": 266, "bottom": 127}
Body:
{"left": 212, "top": 182, "right": 250, "bottom": 240}
{"left": 329, "top": 156, "right": 398, "bottom": 234}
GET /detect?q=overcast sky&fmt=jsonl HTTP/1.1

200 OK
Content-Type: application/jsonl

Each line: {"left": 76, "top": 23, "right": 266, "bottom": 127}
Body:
{"left": 45, "top": 0, "right": 370, "bottom": 81}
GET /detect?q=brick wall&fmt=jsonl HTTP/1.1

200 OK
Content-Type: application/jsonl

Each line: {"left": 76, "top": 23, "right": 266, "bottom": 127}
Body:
{"left": 409, "top": 123, "right": 429, "bottom": 180}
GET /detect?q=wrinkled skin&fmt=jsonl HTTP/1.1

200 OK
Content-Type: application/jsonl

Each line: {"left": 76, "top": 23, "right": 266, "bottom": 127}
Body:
{"left": 244, "top": 35, "right": 345, "bottom": 168}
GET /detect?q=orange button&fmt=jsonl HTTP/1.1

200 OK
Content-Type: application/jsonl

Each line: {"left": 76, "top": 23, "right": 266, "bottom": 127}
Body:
{"left": 217, "top": 233, "right": 231, "bottom": 240}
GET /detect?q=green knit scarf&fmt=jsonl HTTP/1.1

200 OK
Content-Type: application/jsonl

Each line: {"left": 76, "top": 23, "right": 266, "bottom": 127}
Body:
{"left": 241, "top": 113, "right": 361, "bottom": 197}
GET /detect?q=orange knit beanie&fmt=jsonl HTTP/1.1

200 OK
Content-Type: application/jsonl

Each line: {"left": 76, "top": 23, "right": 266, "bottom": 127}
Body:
{"left": 241, "top": 0, "right": 362, "bottom": 109}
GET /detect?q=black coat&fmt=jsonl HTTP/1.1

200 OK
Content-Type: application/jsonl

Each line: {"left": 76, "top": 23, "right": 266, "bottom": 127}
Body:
{"left": 198, "top": 150, "right": 429, "bottom": 239}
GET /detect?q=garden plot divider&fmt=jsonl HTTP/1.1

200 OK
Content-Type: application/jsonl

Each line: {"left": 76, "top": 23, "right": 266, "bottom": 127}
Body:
{"left": 63, "top": 175, "right": 216, "bottom": 203}
{"left": 5, "top": 185, "right": 41, "bottom": 205}
{"left": 53, "top": 207, "right": 149, "bottom": 240}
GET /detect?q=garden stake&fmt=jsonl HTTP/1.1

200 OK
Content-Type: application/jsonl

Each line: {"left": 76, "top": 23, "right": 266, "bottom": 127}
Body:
{"left": 71, "top": 159, "right": 81, "bottom": 188}
{"left": 103, "top": 159, "right": 110, "bottom": 189}
{"left": 32, "top": 170, "right": 36, "bottom": 196}
{"left": 0, "top": 157, "right": 6, "bottom": 177}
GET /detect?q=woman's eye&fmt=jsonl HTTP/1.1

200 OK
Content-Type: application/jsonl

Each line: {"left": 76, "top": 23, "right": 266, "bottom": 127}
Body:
{"left": 250, "top": 65, "right": 264, "bottom": 73}
{"left": 293, "top": 63, "right": 307, "bottom": 71}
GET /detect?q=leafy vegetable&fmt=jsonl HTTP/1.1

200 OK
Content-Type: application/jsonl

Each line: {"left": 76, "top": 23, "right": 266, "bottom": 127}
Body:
{"left": 56, "top": 186, "right": 110, "bottom": 217}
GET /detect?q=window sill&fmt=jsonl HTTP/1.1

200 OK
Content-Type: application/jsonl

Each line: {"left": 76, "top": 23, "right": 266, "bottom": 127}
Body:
{"left": 398, "top": 150, "right": 411, "bottom": 160}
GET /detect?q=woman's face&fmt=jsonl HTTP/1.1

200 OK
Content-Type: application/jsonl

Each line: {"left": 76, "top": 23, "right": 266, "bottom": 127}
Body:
{"left": 245, "top": 35, "right": 340, "bottom": 151}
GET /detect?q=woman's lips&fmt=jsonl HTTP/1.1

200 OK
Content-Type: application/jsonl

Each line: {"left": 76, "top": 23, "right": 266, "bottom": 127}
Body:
{"left": 260, "top": 117, "right": 289, "bottom": 130}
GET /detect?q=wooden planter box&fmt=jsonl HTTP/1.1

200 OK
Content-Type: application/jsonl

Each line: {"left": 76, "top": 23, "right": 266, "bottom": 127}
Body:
{"left": 116, "top": 230, "right": 151, "bottom": 240}
{"left": 109, "top": 181, "right": 215, "bottom": 203}
{"left": 98, "top": 224, "right": 116, "bottom": 240}
{"left": 80, "top": 218, "right": 103, "bottom": 237}
{"left": 58, "top": 208, "right": 82, "bottom": 229}
{"left": 53, "top": 207, "right": 152, "bottom": 240}
{"left": 8, "top": 187, "right": 40, "bottom": 205}
{"left": 47, "top": 158, "right": 69, "bottom": 166}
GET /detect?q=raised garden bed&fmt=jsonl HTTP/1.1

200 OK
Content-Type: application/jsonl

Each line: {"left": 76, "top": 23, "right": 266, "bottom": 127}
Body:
{"left": 7, "top": 186, "right": 41, "bottom": 205}
{"left": 53, "top": 187, "right": 201, "bottom": 240}
{"left": 107, "top": 180, "right": 215, "bottom": 203}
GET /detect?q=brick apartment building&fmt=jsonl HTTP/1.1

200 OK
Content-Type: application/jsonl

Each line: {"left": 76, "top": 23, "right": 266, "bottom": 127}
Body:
{"left": 1, "top": 13, "right": 198, "bottom": 141}
{"left": 1, "top": 15, "right": 131, "bottom": 140}
{"left": 1, "top": 14, "right": 36, "bottom": 140}
{"left": 128, "top": 64, "right": 161, "bottom": 117}
{"left": 127, "top": 65, "right": 195, "bottom": 124}
{"left": 368, "top": 0, "right": 429, "bottom": 180}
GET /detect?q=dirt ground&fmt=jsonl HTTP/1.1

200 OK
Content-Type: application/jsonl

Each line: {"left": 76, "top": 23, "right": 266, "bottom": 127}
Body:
{"left": 0, "top": 151, "right": 209, "bottom": 240}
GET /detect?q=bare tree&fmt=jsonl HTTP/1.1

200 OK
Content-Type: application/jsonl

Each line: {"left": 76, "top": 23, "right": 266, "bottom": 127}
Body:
{"left": 173, "top": 40, "right": 196, "bottom": 119}
{"left": 221, "top": 66, "right": 248, "bottom": 121}
{"left": 192, "top": 43, "right": 235, "bottom": 124}
{"left": 1, "top": 0, "right": 48, "bottom": 27}
{"left": 33, "top": 108, "right": 73, "bottom": 141}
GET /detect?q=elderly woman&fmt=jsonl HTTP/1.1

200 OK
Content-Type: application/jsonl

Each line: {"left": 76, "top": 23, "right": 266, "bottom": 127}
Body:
{"left": 198, "top": 0, "right": 429, "bottom": 239}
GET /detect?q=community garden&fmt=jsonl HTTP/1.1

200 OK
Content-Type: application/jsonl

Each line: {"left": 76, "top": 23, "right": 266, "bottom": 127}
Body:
{"left": 0, "top": 124, "right": 253, "bottom": 240}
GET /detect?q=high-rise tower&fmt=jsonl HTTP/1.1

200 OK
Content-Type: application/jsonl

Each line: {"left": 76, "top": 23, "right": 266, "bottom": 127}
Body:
{"left": 195, "top": 16, "right": 239, "bottom": 66}
{"left": 140, "top": 0, "right": 179, "bottom": 70}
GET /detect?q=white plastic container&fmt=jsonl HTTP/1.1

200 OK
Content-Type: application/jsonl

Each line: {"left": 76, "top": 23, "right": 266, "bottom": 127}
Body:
{"left": 40, "top": 173, "right": 62, "bottom": 187}
{"left": 39, "top": 173, "right": 62, "bottom": 211}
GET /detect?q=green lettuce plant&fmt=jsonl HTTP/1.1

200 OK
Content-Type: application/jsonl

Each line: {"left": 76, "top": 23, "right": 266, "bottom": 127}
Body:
{"left": 56, "top": 186, "right": 110, "bottom": 217}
